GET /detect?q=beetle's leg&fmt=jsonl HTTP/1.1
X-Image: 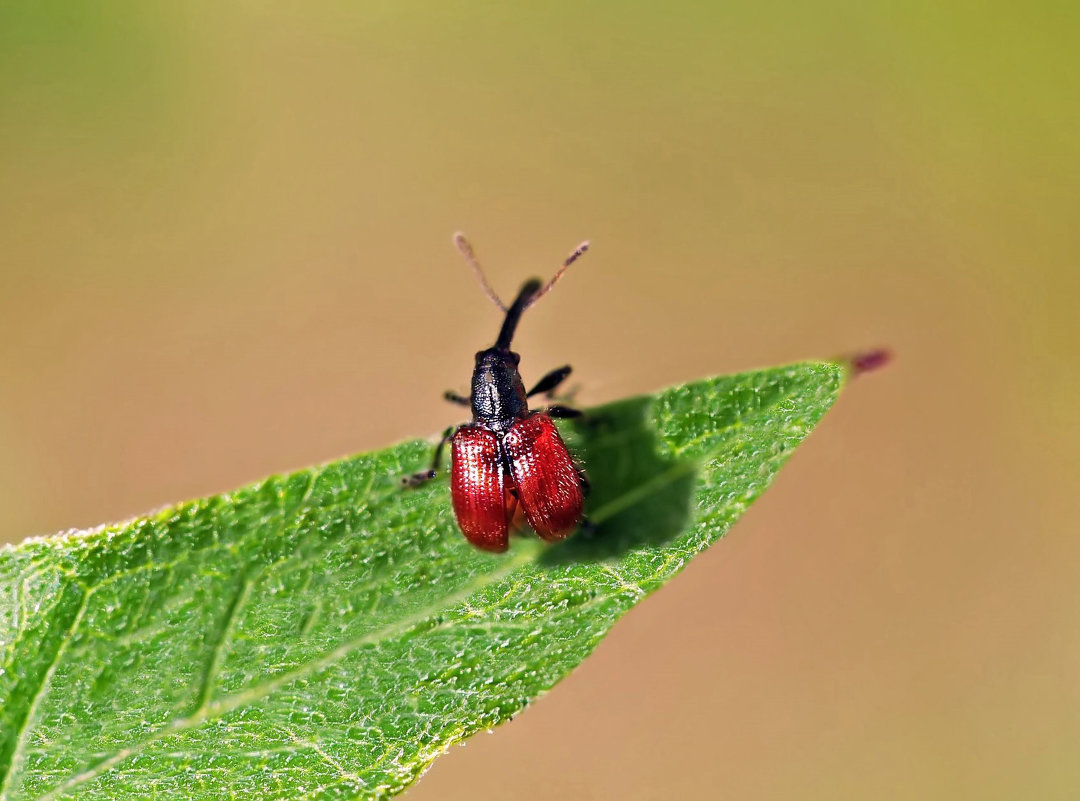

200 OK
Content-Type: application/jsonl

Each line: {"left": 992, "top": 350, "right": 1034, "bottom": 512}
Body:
{"left": 403, "top": 426, "right": 456, "bottom": 487}
{"left": 443, "top": 390, "right": 470, "bottom": 406}
{"left": 542, "top": 404, "right": 583, "bottom": 420}
{"left": 527, "top": 365, "right": 572, "bottom": 398}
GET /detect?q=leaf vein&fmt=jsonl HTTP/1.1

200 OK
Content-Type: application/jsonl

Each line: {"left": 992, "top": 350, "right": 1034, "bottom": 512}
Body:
{"left": 0, "top": 585, "right": 90, "bottom": 800}
{"left": 40, "top": 548, "right": 537, "bottom": 800}
{"left": 193, "top": 573, "right": 253, "bottom": 712}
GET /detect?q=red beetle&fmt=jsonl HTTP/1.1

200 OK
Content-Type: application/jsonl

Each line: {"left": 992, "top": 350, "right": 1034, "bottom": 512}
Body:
{"left": 405, "top": 234, "right": 589, "bottom": 552}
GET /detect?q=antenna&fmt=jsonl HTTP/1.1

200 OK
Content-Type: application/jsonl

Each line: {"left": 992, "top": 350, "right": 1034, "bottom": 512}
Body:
{"left": 525, "top": 240, "right": 590, "bottom": 310}
{"left": 453, "top": 232, "right": 507, "bottom": 312}
{"left": 452, "top": 232, "right": 591, "bottom": 313}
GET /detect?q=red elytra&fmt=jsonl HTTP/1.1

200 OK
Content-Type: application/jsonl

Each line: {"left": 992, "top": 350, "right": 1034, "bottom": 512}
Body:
{"left": 451, "top": 415, "right": 584, "bottom": 552}
{"left": 503, "top": 414, "right": 584, "bottom": 540}
{"left": 404, "top": 233, "right": 590, "bottom": 552}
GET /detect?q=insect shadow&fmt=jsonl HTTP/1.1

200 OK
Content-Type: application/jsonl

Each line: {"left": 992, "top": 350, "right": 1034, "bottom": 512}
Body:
{"left": 538, "top": 395, "right": 697, "bottom": 566}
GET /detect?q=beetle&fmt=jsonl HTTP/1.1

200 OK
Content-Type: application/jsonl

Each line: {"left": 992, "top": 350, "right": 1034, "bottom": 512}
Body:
{"left": 404, "top": 233, "right": 590, "bottom": 552}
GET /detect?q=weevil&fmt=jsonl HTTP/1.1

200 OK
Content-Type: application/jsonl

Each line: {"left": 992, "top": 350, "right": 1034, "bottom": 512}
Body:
{"left": 404, "top": 234, "right": 589, "bottom": 552}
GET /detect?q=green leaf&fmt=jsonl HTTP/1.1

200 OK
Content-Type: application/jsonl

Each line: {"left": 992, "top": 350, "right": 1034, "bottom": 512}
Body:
{"left": 0, "top": 361, "right": 846, "bottom": 800}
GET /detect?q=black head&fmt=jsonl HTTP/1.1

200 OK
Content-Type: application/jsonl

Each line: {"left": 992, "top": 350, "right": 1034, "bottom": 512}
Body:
{"left": 470, "top": 346, "right": 528, "bottom": 429}
{"left": 475, "top": 347, "right": 520, "bottom": 367}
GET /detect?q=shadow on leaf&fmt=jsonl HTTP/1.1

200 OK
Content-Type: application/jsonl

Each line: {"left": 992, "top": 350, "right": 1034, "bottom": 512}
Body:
{"left": 539, "top": 395, "right": 698, "bottom": 566}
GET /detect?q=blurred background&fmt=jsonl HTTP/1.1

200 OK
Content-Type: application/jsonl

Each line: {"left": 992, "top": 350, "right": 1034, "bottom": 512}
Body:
{"left": 1, "top": 1, "right": 1076, "bottom": 798}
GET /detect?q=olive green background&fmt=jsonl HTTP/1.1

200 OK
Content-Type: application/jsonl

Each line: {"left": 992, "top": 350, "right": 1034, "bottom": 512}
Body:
{"left": 1, "top": 2, "right": 1076, "bottom": 799}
